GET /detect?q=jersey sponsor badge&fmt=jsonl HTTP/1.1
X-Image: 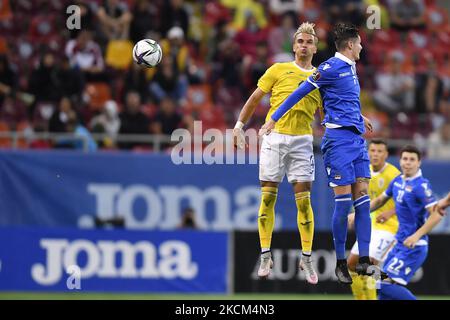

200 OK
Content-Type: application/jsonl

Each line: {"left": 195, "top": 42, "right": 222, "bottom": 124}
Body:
{"left": 322, "top": 63, "right": 331, "bottom": 70}
{"left": 378, "top": 178, "right": 385, "bottom": 188}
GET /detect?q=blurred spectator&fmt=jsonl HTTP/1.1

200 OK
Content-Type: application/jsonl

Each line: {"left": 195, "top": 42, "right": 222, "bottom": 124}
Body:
{"left": 129, "top": 0, "right": 158, "bottom": 44}
{"left": 70, "top": 0, "right": 96, "bottom": 39}
{"left": 96, "top": 0, "right": 133, "bottom": 41}
{"left": 415, "top": 57, "right": 443, "bottom": 114}
{"left": 269, "top": 0, "right": 303, "bottom": 16}
{"left": 373, "top": 55, "right": 415, "bottom": 114}
{"left": 56, "top": 56, "right": 85, "bottom": 104}
{"left": 61, "top": 110, "right": 98, "bottom": 152}
{"left": 323, "top": 0, "right": 366, "bottom": 26}
{"left": 151, "top": 97, "right": 183, "bottom": 135}
{"left": 178, "top": 207, "right": 198, "bottom": 229}
{"left": 65, "top": 29, "right": 105, "bottom": 82}
{"left": 268, "top": 12, "right": 297, "bottom": 59}
{"left": 426, "top": 123, "right": 450, "bottom": 160}
{"left": 0, "top": 96, "right": 26, "bottom": 125}
{"left": 123, "top": 62, "right": 149, "bottom": 103}
{"left": 160, "top": 0, "right": 189, "bottom": 37}
{"left": 244, "top": 41, "right": 270, "bottom": 91}
{"left": 389, "top": 0, "right": 426, "bottom": 31}
{"left": 90, "top": 100, "right": 121, "bottom": 148}
{"left": 222, "top": 0, "right": 267, "bottom": 31}
{"left": 48, "top": 96, "right": 74, "bottom": 133}
{"left": 0, "top": 55, "right": 16, "bottom": 105}
{"left": 28, "top": 52, "right": 60, "bottom": 104}
{"left": 28, "top": 0, "right": 58, "bottom": 43}
{"left": 149, "top": 55, "right": 188, "bottom": 104}
{"left": 119, "top": 91, "right": 150, "bottom": 149}
{"left": 234, "top": 12, "right": 269, "bottom": 60}
{"left": 160, "top": 26, "right": 190, "bottom": 75}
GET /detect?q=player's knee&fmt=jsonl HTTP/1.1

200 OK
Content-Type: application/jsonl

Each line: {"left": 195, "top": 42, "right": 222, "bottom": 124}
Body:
{"left": 347, "top": 255, "right": 358, "bottom": 271}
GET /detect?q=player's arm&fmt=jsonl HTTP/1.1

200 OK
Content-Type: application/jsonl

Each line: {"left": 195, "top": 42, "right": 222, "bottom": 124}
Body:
{"left": 375, "top": 208, "right": 396, "bottom": 224}
{"left": 403, "top": 206, "right": 443, "bottom": 249}
{"left": 370, "top": 193, "right": 390, "bottom": 212}
{"left": 259, "top": 81, "right": 316, "bottom": 136}
{"left": 233, "top": 88, "right": 266, "bottom": 148}
{"left": 433, "top": 192, "right": 450, "bottom": 216}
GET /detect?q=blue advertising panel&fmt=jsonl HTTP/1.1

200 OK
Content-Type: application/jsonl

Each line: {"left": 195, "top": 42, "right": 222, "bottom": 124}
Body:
{"left": 0, "top": 150, "right": 448, "bottom": 231}
{"left": 0, "top": 227, "right": 228, "bottom": 293}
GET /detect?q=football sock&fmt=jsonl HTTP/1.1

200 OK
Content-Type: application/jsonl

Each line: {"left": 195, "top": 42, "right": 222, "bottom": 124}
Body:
{"left": 332, "top": 194, "right": 353, "bottom": 260}
{"left": 350, "top": 271, "right": 367, "bottom": 300}
{"left": 354, "top": 195, "right": 371, "bottom": 257}
{"left": 295, "top": 191, "right": 314, "bottom": 254}
{"left": 364, "top": 276, "right": 377, "bottom": 300}
{"left": 258, "top": 186, "right": 278, "bottom": 249}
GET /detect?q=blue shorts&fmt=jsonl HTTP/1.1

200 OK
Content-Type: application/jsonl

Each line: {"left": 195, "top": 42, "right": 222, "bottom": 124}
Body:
{"left": 382, "top": 243, "right": 428, "bottom": 285}
{"left": 321, "top": 127, "right": 370, "bottom": 187}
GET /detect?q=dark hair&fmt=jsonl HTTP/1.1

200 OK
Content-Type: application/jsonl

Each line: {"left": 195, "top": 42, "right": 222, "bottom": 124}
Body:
{"left": 400, "top": 145, "right": 421, "bottom": 160}
{"left": 333, "top": 23, "right": 359, "bottom": 51}
{"left": 369, "top": 139, "right": 388, "bottom": 149}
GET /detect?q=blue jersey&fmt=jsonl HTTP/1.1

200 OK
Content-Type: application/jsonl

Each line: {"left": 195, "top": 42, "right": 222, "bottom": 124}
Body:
{"left": 384, "top": 170, "right": 437, "bottom": 245}
{"left": 271, "top": 52, "right": 365, "bottom": 134}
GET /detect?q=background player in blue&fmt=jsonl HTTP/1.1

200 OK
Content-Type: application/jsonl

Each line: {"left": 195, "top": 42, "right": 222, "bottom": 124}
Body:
{"left": 370, "top": 146, "right": 444, "bottom": 300}
{"left": 259, "top": 23, "right": 374, "bottom": 284}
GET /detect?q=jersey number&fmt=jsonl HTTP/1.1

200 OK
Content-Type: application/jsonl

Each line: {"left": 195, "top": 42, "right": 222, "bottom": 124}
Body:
{"left": 396, "top": 190, "right": 405, "bottom": 203}
{"left": 387, "top": 258, "right": 404, "bottom": 273}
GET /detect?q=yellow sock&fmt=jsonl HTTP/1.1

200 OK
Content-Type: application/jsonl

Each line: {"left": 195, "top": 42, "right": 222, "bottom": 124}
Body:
{"left": 295, "top": 191, "right": 314, "bottom": 253}
{"left": 350, "top": 271, "right": 367, "bottom": 300}
{"left": 258, "top": 186, "right": 278, "bottom": 249}
{"left": 364, "top": 276, "right": 377, "bottom": 300}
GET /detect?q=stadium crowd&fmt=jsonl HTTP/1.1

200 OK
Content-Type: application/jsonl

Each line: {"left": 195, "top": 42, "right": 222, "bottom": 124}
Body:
{"left": 0, "top": 0, "right": 448, "bottom": 157}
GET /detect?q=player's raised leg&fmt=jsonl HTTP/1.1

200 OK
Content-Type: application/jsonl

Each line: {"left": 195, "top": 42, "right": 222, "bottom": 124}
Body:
{"left": 293, "top": 182, "right": 318, "bottom": 284}
{"left": 257, "top": 180, "right": 278, "bottom": 279}
{"left": 332, "top": 185, "right": 354, "bottom": 284}
{"left": 352, "top": 176, "right": 373, "bottom": 275}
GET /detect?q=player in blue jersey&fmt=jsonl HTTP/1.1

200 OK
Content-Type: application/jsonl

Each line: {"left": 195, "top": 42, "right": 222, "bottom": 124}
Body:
{"left": 259, "top": 23, "right": 374, "bottom": 284}
{"left": 370, "top": 145, "right": 444, "bottom": 300}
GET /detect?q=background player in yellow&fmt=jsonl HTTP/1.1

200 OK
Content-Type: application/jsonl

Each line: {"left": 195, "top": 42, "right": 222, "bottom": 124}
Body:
{"left": 347, "top": 140, "right": 400, "bottom": 299}
{"left": 232, "top": 22, "right": 322, "bottom": 284}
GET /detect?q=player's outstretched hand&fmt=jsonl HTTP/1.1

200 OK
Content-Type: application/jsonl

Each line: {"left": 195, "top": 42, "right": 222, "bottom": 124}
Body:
{"left": 259, "top": 119, "right": 276, "bottom": 137}
{"left": 403, "top": 234, "right": 420, "bottom": 249}
{"left": 363, "top": 115, "right": 373, "bottom": 133}
{"left": 233, "top": 128, "right": 246, "bottom": 149}
{"left": 376, "top": 211, "right": 393, "bottom": 224}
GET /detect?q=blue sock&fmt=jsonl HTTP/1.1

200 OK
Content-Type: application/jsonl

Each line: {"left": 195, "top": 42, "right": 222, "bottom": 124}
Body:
{"left": 332, "top": 194, "right": 353, "bottom": 260}
{"left": 354, "top": 195, "right": 371, "bottom": 257}
{"left": 379, "top": 282, "right": 416, "bottom": 300}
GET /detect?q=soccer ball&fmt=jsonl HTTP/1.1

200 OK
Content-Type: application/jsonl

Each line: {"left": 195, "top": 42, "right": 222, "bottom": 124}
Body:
{"left": 132, "top": 39, "right": 162, "bottom": 68}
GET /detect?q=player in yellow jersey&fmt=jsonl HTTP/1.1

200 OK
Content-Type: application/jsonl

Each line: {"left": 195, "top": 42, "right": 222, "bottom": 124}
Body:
{"left": 232, "top": 22, "right": 322, "bottom": 284}
{"left": 347, "top": 139, "right": 401, "bottom": 299}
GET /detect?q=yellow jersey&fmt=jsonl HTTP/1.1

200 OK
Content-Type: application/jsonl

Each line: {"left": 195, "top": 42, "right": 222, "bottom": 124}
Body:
{"left": 370, "top": 162, "right": 401, "bottom": 234}
{"left": 258, "top": 62, "right": 322, "bottom": 136}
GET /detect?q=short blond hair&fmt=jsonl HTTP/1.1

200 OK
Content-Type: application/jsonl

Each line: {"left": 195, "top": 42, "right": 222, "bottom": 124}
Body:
{"left": 293, "top": 22, "right": 318, "bottom": 44}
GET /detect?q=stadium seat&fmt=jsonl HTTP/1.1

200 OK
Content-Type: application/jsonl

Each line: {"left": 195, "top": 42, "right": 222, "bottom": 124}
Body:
{"left": 105, "top": 40, "right": 134, "bottom": 70}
